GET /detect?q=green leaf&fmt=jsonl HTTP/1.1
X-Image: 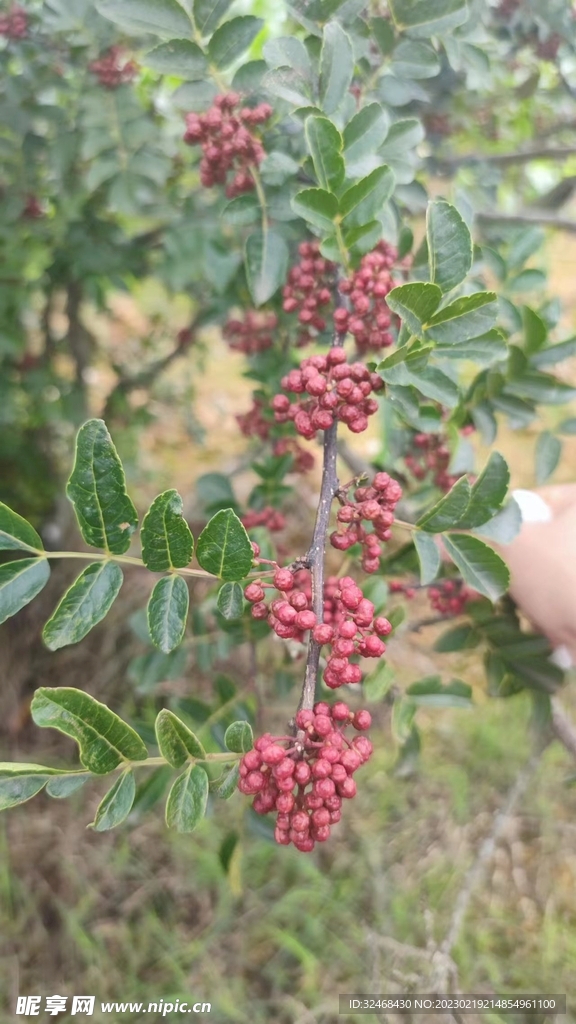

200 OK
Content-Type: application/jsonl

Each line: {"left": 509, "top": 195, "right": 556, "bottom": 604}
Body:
{"left": 535, "top": 431, "right": 562, "bottom": 485}
{"left": 141, "top": 489, "right": 194, "bottom": 571}
{"left": 424, "top": 292, "right": 498, "bottom": 344}
{"left": 443, "top": 534, "right": 510, "bottom": 602}
{"left": 530, "top": 335, "right": 576, "bottom": 367}
{"left": 413, "top": 531, "right": 441, "bottom": 585}
{"left": 363, "top": 661, "right": 395, "bottom": 703}
{"left": 217, "top": 581, "right": 244, "bottom": 620}
{"left": 66, "top": 419, "right": 138, "bottom": 555}
{"left": 343, "top": 103, "right": 389, "bottom": 166}
{"left": 380, "top": 356, "right": 460, "bottom": 408}
{"left": 96, "top": 0, "right": 192, "bottom": 38}
{"left": 165, "top": 764, "right": 209, "bottom": 832}
{"left": 385, "top": 282, "right": 442, "bottom": 336}
{"left": 416, "top": 476, "right": 472, "bottom": 533}
{"left": 208, "top": 16, "right": 263, "bottom": 69}
{"left": 523, "top": 306, "right": 547, "bottom": 355}
{"left": 196, "top": 509, "right": 253, "bottom": 581}
{"left": 0, "top": 502, "right": 43, "bottom": 553}
{"left": 42, "top": 562, "right": 123, "bottom": 651}
{"left": 426, "top": 200, "right": 472, "bottom": 294}
{"left": 0, "top": 558, "right": 50, "bottom": 626}
{"left": 391, "top": 39, "right": 440, "bottom": 79}
{"left": 406, "top": 677, "right": 473, "bottom": 709}
{"left": 340, "top": 166, "right": 395, "bottom": 228}
{"left": 46, "top": 774, "right": 90, "bottom": 799}
{"left": 224, "top": 720, "right": 254, "bottom": 753}
{"left": 389, "top": 0, "right": 468, "bottom": 32}
{"left": 291, "top": 188, "right": 339, "bottom": 232}
{"left": 434, "top": 624, "right": 480, "bottom": 652}
{"left": 262, "top": 67, "right": 313, "bottom": 107}
{"left": 435, "top": 329, "right": 507, "bottom": 366}
{"left": 245, "top": 229, "right": 289, "bottom": 307}
{"left": 319, "top": 21, "right": 354, "bottom": 115}
{"left": 0, "top": 763, "right": 77, "bottom": 810}
{"left": 474, "top": 499, "right": 522, "bottom": 545}
{"left": 305, "top": 115, "right": 345, "bottom": 194}
{"left": 262, "top": 36, "right": 312, "bottom": 79}
{"left": 192, "top": 0, "right": 233, "bottom": 36}
{"left": 456, "top": 452, "right": 509, "bottom": 530}
{"left": 559, "top": 418, "right": 576, "bottom": 435}
{"left": 211, "top": 762, "right": 240, "bottom": 799}
{"left": 155, "top": 709, "right": 206, "bottom": 768}
{"left": 147, "top": 575, "right": 189, "bottom": 653}
{"left": 31, "top": 688, "right": 148, "bottom": 775}
{"left": 143, "top": 39, "right": 208, "bottom": 78}
{"left": 90, "top": 770, "right": 136, "bottom": 831}
{"left": 504, "top": 372, "right": 576, "bottom": 406}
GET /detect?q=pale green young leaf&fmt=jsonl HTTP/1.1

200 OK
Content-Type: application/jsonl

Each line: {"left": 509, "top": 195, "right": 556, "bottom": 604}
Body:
{"left": 196, "top": 509, "right": 253, "bottom": 581}
{"left": 155, "top": 709, "right": 206, "bottom": 768}
{"left": 0, "top": 502, "right": 43, "bottom": 553}
{"left": 42, "top": 562, "right": 123, "bottom": 651}
{"left": 0, "top": 557, "right": 50, "bottom": 626}
{"left": 31, "top": 688, "right": 148, "bottom": 775}
{"left": 66, "top": 419, "right": 138, "bottom": 555}
{"left": 147, "top": 575, "right": 189, "bottom": 653}
{"left": 141, "top": 489, "right": 194, "bottom": 571}
{"left": 90, "top": 770, "right": 136, "bottom": 831}
{"left": 165, "top": 764, "right": 209, "bottom": 832}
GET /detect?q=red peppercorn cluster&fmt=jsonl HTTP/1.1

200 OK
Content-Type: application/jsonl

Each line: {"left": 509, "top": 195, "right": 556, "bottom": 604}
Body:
{"left": 272, "top": 349, "right": 384, "bottom": 439}
{"left": 272, "top": 438, "right": 315, "bottom": 473}
{"left": 245, "top": 567, "right": 316, "bottom": 641}
{"left": 428, "top": 578, "right": 471, "bottom": 616}
{"left": 242, "top": 507, "right": 286, "bottom": 533}
{"left": 183, "top": 93, "right": 272, "bottom": 198}
{"left": 335, "top": 241, "right": 399, "bottom": 354}
{"left": 0, "top": 5, "right": 27, "bottom": 38}
{"left": 236, "top": 398, "right": 272, "bottom": 441}
{"left": 330, "top": 472, "right": 403, "bottom": 573}
{"left": 223, "top": 310, "right": 278, "bottom": 355}
{"left": 405, "top": 432, "right": 459, "bottom": 493}
{"left": 238, "top": 701, "right": 373, "bottom": 851}
{"left": 316, "top": 576, "right": 392, "bottom": 688}
{"left": 282, "top": 241, "right": 337, "bottom": 345}
{"left": 389, "top": 580, "right": 416, "bottom": 599}
{"left": 89, "top": 47, "right": 137, "bottom": 88}
{"left": 22, "top": 195, "right": 43, "bottom": 219}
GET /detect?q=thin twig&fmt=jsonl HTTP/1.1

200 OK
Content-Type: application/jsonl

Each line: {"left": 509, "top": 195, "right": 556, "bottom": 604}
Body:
{"left": 477, "top": 209, "right": 576, "bottom": 233}
{"left": 434, "top": 145, "right": 576, "bottom": 172}
{"left": 550, "top": 695, "right": 576, "bottom": 759}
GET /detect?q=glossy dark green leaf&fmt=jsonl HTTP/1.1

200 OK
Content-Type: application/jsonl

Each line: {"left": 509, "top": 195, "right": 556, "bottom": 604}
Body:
{"left": 196, "top": 509, "right": 253, "bottom": 581}
{"left": 456, "top": 452, "right": 509, "bottom": 530}
{"left": 434, "top": 624, "right": 481, "bottom": 652}
{"left": 522, "top": 305, "right": 547, "bottom": 355}
{"left": 141, "top": 489, "right": 194, "bottom": 571}
{"left": 208, "top": 16, "right": 263, "bottom": 69}
{"left": 165, "top": 763, "right": 209, "bottom": 832}
{"left": 147, "top": 575, "right": 189, "bottom": 653}
{"left": 416, "top": 476, "right": 472, "bottom": 533}
{"left": 155, "top": 709, "right": 206, "bottom": 768}
{"left": 424, "top": 292, "right": 498, "bottom": 344}
{"left": 90, "top": 769, "right": 136, "bottom": 831}
{"left": 66, "top": 419, "right": 138, "bottom": 555}
{"left": 96, "top": 0, "right": 192, "bottom": 38}
{"left": 535, "top": 431, "right": 562, "bottom": 484}
{"left": 0, "top": 558, "right": 50, "bottom": 626}
{"left": 413, "top": 531, "right": 441, "bottom": 585}
{"left": 305, "top": 115, "right": 345, "bottom": 194}
{"left": 192, "top": 0, "right": 233, "bottom": 36}
{"left": 42, "top": 561, "right": 123, "bottom": 651}
{"left": 385, "top": 282, "right": 442, "bottom": 336}
{"left": 391, "top": 39, "right": 440, "bottom": 79}
{"left": 291, "top": 188, "right": 339, "bottom": 232}
{"left": 31, "top": 688, "right": 148, "bottom": 775}
{"left": 371, "top": 16, "right": 395, "bottom": 54}
{"left": 340, "top": 165, "right": 395, "bottom": 228}
{"left": 443, "top": 534, "right": 510, "bottom": 602}
{"left": 0, "top": 501, "right": 43, "bottom": 553}
{"left": 143, "top": 39, "right": 208, "bottom": 78}
{"left": 224, "top": 720, "right": 254, "bottom": 753}
{"left": 426, "top": 200, "right": 472, "bottom": 294}
{"left": 0, "top": 763, "right": 69, "bottom": 810}
{"left": 245, "top": 229, "right": 289, "bottom": 307}
{"left": 319, "top": 21, "right": 354, "bottom": 115}
{"left": 389, "top": 0, "right": 468, "bottom": 32}
{"left": 217, "top": 581, "right": 244, "bottom": 620}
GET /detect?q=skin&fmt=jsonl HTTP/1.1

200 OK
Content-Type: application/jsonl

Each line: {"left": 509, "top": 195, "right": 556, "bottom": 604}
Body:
{"left": 494, "top": 485, "right": 576, "bottom": 661}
